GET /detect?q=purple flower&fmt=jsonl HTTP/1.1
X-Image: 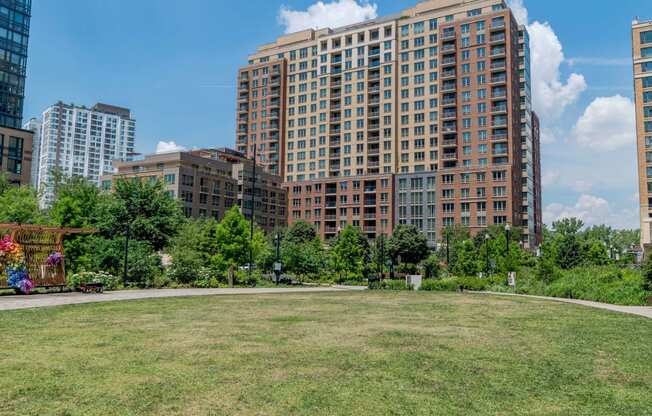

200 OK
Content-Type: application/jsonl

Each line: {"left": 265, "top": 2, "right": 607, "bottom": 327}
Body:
{"left": 47, "top": 252, "right": 63, "bottom": 267}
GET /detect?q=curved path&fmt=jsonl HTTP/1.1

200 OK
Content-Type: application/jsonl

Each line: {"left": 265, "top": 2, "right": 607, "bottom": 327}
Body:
{"left": 471, "top": 291, "right": 652, "bottom": 319}
{"left": 0, "top": 286, "right": 365, "bottom": 311}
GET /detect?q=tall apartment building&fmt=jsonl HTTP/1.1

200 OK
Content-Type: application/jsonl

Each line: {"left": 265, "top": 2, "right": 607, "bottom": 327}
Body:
{"left": 0, "top": 1, "right": 33, "bottom": 187}
{"left": 633, "top": 20, "right": 652, "bottom": 249}
{"left": 38, "top": 102, "right": 136, "bottom": 207}
{"left": 0, "top": 0, "right": 30, "bottom": 129}
{"left": 0, "top": 124, "right": 31, "bottom": 185}
{"left": 102, "top": 149, "right": 287, "bottom": 233}
{"left": 237, "top": 0, "right": 541, "bottom": 247}
{"left": 22, "top": 116, "right": 39, "bottom": 185}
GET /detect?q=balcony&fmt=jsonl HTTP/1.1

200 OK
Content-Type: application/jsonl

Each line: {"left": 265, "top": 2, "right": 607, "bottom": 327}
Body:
{"left": 442, "top": 56, "right": 457, "bottom": 66}
{"left": 442, "top": 96, "right": 457, "bottom": 106}
{"left": 368, "top": 86, "right": 381, "bottom": 93}
{"left": 442, "top": 110, "right": 457, "bottom": 120}
{"left": 442, "top": 123, "right": 457, "bottom": 133}
{"left": 490, "top": 33, "right": 506, "bottom": 43}
{"left": 441, "top": 69, "right": 456, "bottom": 79}
{"left": 492, "top": 134, "right": 508, "bottom": 142}
{"left": 369, "top": 47, "right": 381, "bottom": 56}
{"left": 368, "top": 97, "right": 380, "bottom": 105}
{"left": 368, "top": 110, "right": 380, "bottom": 118}
{"left": 368, "top": 161, "right": 380, "bottom": 168}
{"left": 368, "top": 72, "right": 380, "bottom": 81}
{"left": 442, "top": 138, "right": 457, "bottom": 147}
{"left": 491, "top": 61, "right": 506, "bottom": 70}
{"left": 441, "top": 152, "right": 457, "bottom": 160}
{"left": 491, "top": 105, "right": 507, "bottom": 113}
{"left": 368, "top": 147, "right": 380, "bottom": 155}
{"left": 491, "top": 47, "right": 506, "bottom": 57}
{"left": 364, "top": 226, "right": 377, "bottom": 233}
{"left": 368, "top": 121, "right": 380, "bottom": 130}
{"left": 442, "top": 82, "right": 457, "bottom": 92}
{"left": 238, "top": 82, "right": 249, "bottom": 91}
{"left": 491, "top": 20, "right": 506, "bottom": 30}
{"left": 492, "top": 89, "right": 507, "bottom": 98}
{"left": 237, "top": 93, "right": 249, "bottom": 102}
{"left": 441, "top": 42, "right": 456, "bottom": 53}
{"left": 491, "top": 74, "right": 507, "bottom": 84}
{"left": 492, "top": 119, "right": 508, "bottom": 127}
{"left": 442, "top": 30, "right": 456, "bottom": 40}
{"left": 492, "top": 148, "right": 508, "bottom": 156}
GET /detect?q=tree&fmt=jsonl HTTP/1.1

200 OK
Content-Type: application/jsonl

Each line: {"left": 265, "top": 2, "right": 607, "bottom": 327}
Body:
{"left": 549, "top": 218, "right": 586, "bottom": 269}
{"left": 104, "top": 178, "right": 184, "bottom": 251}
{"left": 452, "top": 240, "right": 480, "bottom": 277}
{"left": 329, "top": 225, "right": 369, "bottom": 280}
{"left": 0, "top": 185, "right": 46, "bottom": 224}
{"left": 422, "top": 253, "right": 441, "bottom": 280}
{"left": 50, "top": 175, "right": 102, "bottom": 228}
{"left": 285, "top": 220, "right": 317, "bottom": 244}
{"left": 212, "top": 206, "right": 265, "bottom": 272}
{"left": 387, "top": 224, "right": 430, "bottom": 268}
{"left": 439, "top": 224, "right": 471, "bottom": 270}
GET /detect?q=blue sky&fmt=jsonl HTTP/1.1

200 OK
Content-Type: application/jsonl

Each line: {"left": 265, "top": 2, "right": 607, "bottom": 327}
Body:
{"left": 24, "top": 0, "right": 648, "bottom": 229}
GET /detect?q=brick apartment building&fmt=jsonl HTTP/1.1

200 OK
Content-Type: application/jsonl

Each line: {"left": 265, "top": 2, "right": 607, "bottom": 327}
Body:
{"left": 236, "top": 0, "right": 542, "bottom": 248}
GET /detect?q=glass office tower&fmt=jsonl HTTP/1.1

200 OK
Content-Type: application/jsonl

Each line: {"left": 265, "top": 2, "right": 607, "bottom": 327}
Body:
{"left": 0, "top": 0, "right": 31, "bottom": 128}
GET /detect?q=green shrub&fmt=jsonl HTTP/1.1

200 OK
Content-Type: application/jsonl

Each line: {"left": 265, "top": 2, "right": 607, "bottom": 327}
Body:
{"left": 456, "top": 276, "right": 489, "bottom": 291}
{"left": 544, "top": 266, "right": 648, "bottom": 305}
{"left": 369, "top": 279, "right": 412, "bottom": 291}
{"left": 68, "top": 271, "right": 120, "bottom": 290}
{"left": 419, "top": 278, "right": 459, "bottom": 292}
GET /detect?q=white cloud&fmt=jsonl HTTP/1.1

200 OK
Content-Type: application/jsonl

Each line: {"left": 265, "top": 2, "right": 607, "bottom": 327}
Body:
{"left": 566, "top": 57, "right": 631, "bottom": 67}
{"left": 528, "top": 21, "right": 587, "bottom": 121}
{"left": 543, "top": 194, "right": 638, "bottom": 229}
{"left": 507, "top": 1, "right": 587, "bottom": 121}
{"left": 156, "top": 141, "right": 187, "bottom": 154}
{"left": 279, "top": 0, "right": 378, "bottom": 34}
{"left": 509, "top": 0, "right": 528, "bottom": 25}
{"left": 541, "top": 171, "right": 560, "bottom": 187}
{"left": 572, "top": 95, "right": 636, "bottom": 151}
{"left": 540, "top": 127, "right": 557, "bottom": 144}
{"left": 570, "top": 180, "right": 593, "bottom": 193}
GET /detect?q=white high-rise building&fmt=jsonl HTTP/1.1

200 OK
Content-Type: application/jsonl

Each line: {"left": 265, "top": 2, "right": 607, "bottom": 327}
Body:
{"left": 22, "top": 117, "right": 41, "bottom": 187}
{"left": 38, "top": 102, "right": 136, "bottom": 206}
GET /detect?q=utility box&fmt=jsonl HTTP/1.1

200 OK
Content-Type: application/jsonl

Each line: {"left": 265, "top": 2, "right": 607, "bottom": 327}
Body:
{"left": 406, "top": 275, "right": 423, "bottom": 291}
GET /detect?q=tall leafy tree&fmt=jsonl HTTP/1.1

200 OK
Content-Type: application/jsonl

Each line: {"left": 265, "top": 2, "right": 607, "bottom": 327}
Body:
{"left": 0, "top": 185, "right": 46, "bottom": 224}
{"left": 329, "top": 225, "right": 369, "bottom": 279}
{"left": 212, "top": 206, "right": 267, "bottom": 272}
{"left": 387, "top": 224, "right": 430, "bottom": 267}
{"left": 281, "top": 221, "right": 324, "bottom": 276}
{"left": 105, "top": 178, "right": 184, "bottom": 251}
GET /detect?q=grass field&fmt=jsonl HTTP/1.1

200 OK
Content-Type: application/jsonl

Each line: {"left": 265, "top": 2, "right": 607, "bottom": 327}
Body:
{"left": 1, "top": 292, "right": 651, "bottom": 415}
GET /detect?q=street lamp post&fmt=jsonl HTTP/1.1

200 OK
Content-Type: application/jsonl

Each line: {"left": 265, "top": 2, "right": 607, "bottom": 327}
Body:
{"left": 505, "top": 224, "right": 511, "bottom": 269}
{"left": 249, "top": 146, "right": 257, "bottom": 279}
{"left": 485, "top": 233, "right": 491, "bottom": 277}
{"left": 445, "top": 229, "right": 450, "bottom": 266}
{"left": 274, "top": 233, "right": 281, "bottom": 285}
{"left": 123, "top": 221, "right": 131, "bottom": 287}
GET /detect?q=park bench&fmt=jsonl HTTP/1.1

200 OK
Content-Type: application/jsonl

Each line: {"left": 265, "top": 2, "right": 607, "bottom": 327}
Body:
{"left": 79, "top": 282, "right": 104, "bottom": 294}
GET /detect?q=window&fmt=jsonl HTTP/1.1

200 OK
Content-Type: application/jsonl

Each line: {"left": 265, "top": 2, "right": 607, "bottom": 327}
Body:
{"left": 643, "top": 62, "right": 652, "bottom": 73}
{"left": 642, "top": 47, "right": 652, "bottom": 58}
{"left": 641, "top": 30, "right": 652, "bottom": 45}
{"left": 644, "top": 76, "right": 652, "bottom": 88}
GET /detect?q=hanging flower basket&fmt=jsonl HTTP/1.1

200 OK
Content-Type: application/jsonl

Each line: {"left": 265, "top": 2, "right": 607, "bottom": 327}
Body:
{"left": 0, "top": 235, "right": 33, "bottom": 294}
{"left": 46, "top": 251, "right": 63, "bottom": 267}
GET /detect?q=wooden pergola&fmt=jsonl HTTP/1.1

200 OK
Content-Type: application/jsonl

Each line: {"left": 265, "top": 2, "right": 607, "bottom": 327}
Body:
{"left": 0, "top": 224, "right": 96, "bottom": 289}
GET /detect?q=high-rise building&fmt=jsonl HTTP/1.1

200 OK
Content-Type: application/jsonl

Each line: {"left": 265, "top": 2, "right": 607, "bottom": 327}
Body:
{"left": 237, "top": 0, "right": 541, "bottom": 247}
{"left": 633, "top": 19, "right": 652, "bottom": 250}
{"left": 0, "top": 0, "right": 31, "bottom": 129}
{"left": 102, "top": 148, "right": 287, "bottom": 233}
{"left": 0, "top": 124, "right": 32, "bottom": 185}
{"left": 38, "top": 102, "right": 136, "bottom": 207}
{"left": 22, "top": 116, "right": 39, "bottom": 186}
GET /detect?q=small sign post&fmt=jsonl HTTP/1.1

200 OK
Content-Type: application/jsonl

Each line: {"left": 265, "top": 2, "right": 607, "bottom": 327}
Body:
{"left": 508, "top": 272, "right": 516, "bottom": 292}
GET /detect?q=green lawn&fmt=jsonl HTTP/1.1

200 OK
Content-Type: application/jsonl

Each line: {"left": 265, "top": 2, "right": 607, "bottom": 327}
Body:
{"left": 1, "top": 292, "right": 651, "bottom": 416}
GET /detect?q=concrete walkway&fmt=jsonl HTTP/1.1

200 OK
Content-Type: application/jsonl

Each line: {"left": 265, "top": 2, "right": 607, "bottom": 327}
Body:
{"left": 472, "top": 291, "right": 652, "bottom": 319}
{"left": 0, "top": 286, "right": 365, "bottom": 311}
